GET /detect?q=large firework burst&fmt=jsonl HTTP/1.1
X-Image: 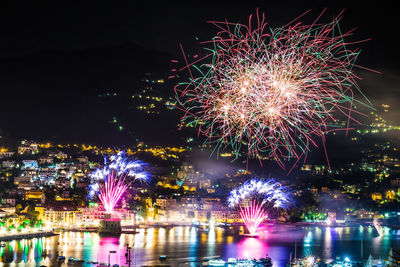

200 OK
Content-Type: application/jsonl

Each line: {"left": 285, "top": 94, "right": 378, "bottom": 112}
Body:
{"left": 173, "top": 10, "right": 372, "bottom": 167}
{"left": 89, "top": 151, "right": 150, "bottom": 213}
{"left": 228, "top": 179, "right": 294, "bottom": 235}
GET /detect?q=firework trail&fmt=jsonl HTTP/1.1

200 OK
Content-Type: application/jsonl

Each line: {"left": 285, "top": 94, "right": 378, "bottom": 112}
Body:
{"left": 228, "top": 179, "right": 294, "bottom": 235}
{"left": 89, "top": 151, "right": 150, "bottom": 213}
{"left": 173, "top": 10, "right": 374, "bottom": 168}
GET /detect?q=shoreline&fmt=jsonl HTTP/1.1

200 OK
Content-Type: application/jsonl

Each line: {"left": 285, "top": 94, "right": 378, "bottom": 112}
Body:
{"left": 0, "top": 231, "right": 57, "bottom": 242}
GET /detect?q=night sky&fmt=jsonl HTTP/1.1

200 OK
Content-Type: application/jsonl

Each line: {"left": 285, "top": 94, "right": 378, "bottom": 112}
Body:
{"left": 0, "top": 1, "right": 398, "bottom": 62}
{"left": 0, "top": 0, "right": 399, "bottom": 144}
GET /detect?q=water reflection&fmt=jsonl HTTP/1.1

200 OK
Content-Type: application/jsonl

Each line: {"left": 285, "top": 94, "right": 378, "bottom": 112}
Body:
{"left": 237, "top": 237, "right": 268, "bottom": 259}
{"left": 0, "top": 225, "right": 399, "bottom": 266}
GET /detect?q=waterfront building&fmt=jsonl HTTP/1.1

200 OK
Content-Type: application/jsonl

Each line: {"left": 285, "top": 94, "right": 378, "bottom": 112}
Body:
{"left": 210, "top": 209, "right": 241, "bottom": 223}
{"left": 356, "top": 210, "right": 375, "bottom": 221}
{"left": 79, "top": 207, "right": 106, "bottom": 224}
{"left": 44, "top": 207, "right": 81, "bottom": 226}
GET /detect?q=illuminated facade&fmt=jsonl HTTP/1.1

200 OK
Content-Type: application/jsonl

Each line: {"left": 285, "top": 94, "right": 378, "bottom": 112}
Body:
{"left": 43, "top": 207, "right": 81, "bottom": 225}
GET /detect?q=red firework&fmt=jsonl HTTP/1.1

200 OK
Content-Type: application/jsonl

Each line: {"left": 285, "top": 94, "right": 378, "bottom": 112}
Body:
{"left": 173, "top": 10, "right": 376, "bottom": 169}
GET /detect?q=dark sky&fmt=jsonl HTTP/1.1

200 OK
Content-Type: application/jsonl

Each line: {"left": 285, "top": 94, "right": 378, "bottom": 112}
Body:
{"left": 0, "top": 0, "right": 399, "bottom": 143}
{"left": 0, "top": 0, "right": 398, "bottom": 66}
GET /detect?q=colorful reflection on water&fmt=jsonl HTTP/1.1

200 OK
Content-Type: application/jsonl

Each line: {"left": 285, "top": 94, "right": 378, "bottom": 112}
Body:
{"left": 0, "top": 225, "right": 399, "bottom": 266}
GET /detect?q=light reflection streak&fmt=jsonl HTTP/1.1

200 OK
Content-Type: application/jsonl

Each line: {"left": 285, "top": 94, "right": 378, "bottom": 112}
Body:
{"left": 189, "top": 227, "right": 198, "bottom": 261}
{"left": 302, "top": 230, "right": 313, "bottom": 258}
{"left": 323, "top": 227, "right": 333, "bottom": 260}
{"left": 145, "top": 228, "right": 155, "bottom": 248}
{"left": 158, "top": 228, "right": 166, "bottom": 243}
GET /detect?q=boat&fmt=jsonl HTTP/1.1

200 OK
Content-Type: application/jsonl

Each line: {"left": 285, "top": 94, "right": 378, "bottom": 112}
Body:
{"left": 58, "top": 255, "right": 66, "bottom": 261}
{"left": 208, "top": 259, "right": 226, "bottom": 266}
{"left": 0, "top": 242, "right": 6, "bottom": 247}
{"left": 160, "top": 255, "right": 168, "bottom": 261}
{"left": 67, "top": 257, "right": 84, "bottom": 264}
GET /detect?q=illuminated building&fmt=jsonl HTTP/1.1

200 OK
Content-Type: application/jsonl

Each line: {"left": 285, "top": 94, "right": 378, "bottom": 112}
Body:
{"left": 199, "top": 179, "right": 211, "bottom": 189}
{"left": 180, "top": 197, "right": 198, "bottom": 209}
{"left": 25, "top": 190, "right": 46, "bottom": 204}
{"left": 356, "top": 210, "right": 374, "bottom": 220}
{"left": 371, "top": 192, "right": 383, "bottom": 201}
{"left": 1, "top": 198, "right": 16, "bottom": 206}
{"left": 44, "top": 207, "right": 81, "bottom": 226}
{"left": 200, "top": 197, "right": 221, "bottom": 208}
{"left": 310, "top": 188, "right": 318, "bottom": 195}
{"left": 301, "top": 164, "right": 313, "bottom": 171}
{"left": 14, "top": 176, "right": 33, "bottom": 190}
{"left": 49, "top": 151, "right": 68, "bottom": 159}
{"left": 22, "top": 160, "right": 38, "bottom": 169}
{"left": 17, "top": 140, "right": 39, "bottom": 155}
{"left": 77, "top": 156, "right": 88, "bottom": 163}
{"left": 386, "top": 190, "right": 396, "bottom": 200}
{"left": 38, "top": 166, "right": 58, "bottom": 184}
{"left": 80, "top": 207, "right": 106, "bottom": 223}
{"left": 144, "top": 197, "right": 153, "bottom": 207}
{"left": 209, "top": 209, "right": 241, "bottom": 223}
{"left": 156, "top": 198, "right": 177, "bottom": 209}
{"left": 55, "top": 177, "right": 70, "bottom": 190}
{"left": 1, "top": 160, "right": 15, "bottom": 168}
{"left": 0, "top": 151, "right": 14, "bottom": 159}
{"left": 38, "top": 157, "right": 53, "bottom": 165}
{"left": 181, "top": 178, "right": 197, "bottom": 190}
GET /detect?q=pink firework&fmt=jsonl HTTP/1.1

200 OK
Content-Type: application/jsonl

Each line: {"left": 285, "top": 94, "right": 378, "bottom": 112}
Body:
{"left": 89, "top": 152, "right": 150, "bottom": 213}
{"left": 229, "top": 179, "right": 294, "bottom": 235}
{"left": 98, "top": 171, "right": 130, "bottom": 213}
{"left": 173, "top": 10, "right": 375, "bottom": 168}
{"left": 240, "top": 200, "right": 266, "bottom": 235}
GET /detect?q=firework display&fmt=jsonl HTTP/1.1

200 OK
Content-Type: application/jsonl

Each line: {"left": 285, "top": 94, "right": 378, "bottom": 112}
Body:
{"left": 89, "top": 151, "right": 149, "bottom": 213}
{"left": 174, "top": 10, "right": 371, "bottom": 167}
{"left": 228, "top": 179, "right": 294, "bottom": 235}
